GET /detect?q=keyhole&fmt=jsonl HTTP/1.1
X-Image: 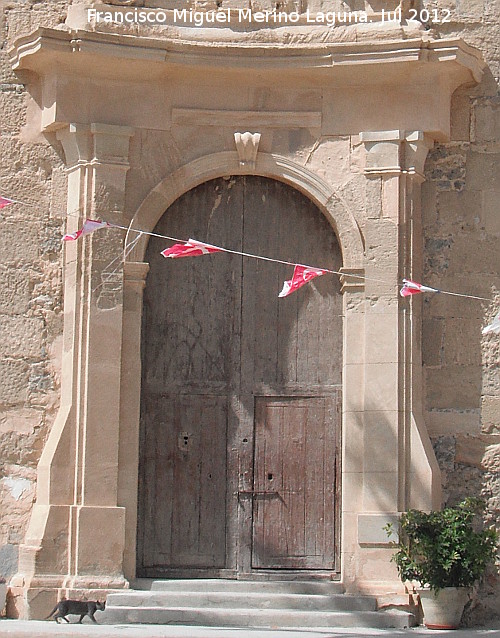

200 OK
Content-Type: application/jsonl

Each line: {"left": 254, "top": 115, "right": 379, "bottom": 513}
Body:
{"left": 178, "top": 432, "right": 191, "bottom": 453}
{"left": 268, "top": 473, "right": 273, "bottom": 481}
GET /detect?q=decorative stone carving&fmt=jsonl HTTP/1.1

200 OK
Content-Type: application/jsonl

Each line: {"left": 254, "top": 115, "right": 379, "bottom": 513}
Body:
{"left": 360, "top": 129, "right": 432, "bottom": 179}
{"left": 234, "top": 132, "right": 261, "bottom": 168}
{"left": 103, "top": 0, "right": 144, "bottom": 6}
{"left": 404, "top": 130, "right": 433, "bottom": 180}
{"left": 360, "top": 129, "right": 405, "bottom": 175}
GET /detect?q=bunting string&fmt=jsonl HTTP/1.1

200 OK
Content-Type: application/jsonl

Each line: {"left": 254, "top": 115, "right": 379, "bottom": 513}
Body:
{"left": 107, "top": 221, "right": 495, "bottom": 302}
{"left": 399, "top": 279, "right": 491, "bottom": 302}
{"left": 92, "top": 230, "right": 145, "bottom": 294}
{"left": 0, "top": 196, "right": 36, "bottom": 208}
{"left": 1, "top": 193, "right": 497, "bottom": 321}
{"left": 106, "top": 222, "right": 389, "bottom": 285}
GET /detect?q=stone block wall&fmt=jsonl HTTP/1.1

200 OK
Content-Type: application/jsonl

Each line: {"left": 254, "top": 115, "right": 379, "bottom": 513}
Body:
{"left": 421, "top": 0, "right": 500, "bottom": 622}
{"left": 0, "top": 0, "right": 67, "bottom": 594}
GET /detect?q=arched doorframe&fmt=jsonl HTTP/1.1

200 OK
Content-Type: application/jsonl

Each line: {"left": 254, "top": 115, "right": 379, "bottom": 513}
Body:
{"left": 117, "top": 151, "right": 365, "bottom": 580}
{"left": 126, "top": 152, "right": 364, "bottom": 267}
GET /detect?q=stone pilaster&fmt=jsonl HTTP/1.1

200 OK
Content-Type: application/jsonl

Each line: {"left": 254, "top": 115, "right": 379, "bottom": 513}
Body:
{"left": 119, "top": 261, "right": 149, "bottom": 580}
{"left": 339, "top": 267, "right": 366, "bottom": 594}
{"left": 11, "top": 123, "right": 134, "bottom": 618}
{"left": 346, "top": 129, "right": 439, "bottom": 594}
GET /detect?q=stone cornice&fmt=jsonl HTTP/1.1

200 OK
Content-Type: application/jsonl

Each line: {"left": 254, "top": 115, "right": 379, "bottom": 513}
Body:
{"left": 11, "top": 26, "right": 485, "bottom": 86}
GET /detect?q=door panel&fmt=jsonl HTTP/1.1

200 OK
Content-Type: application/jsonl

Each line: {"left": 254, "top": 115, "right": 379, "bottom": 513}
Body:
{"left": 140, "top": 395, "right": 228, "bottom": 570}
{"left": 241, "top": 176, "right": 342, "bottom": 391}
{"left": 137, "top": 176, "right": 342, "bottom": 577}
{"left": 252, "top": 396, "right": 339, "bottom": 570}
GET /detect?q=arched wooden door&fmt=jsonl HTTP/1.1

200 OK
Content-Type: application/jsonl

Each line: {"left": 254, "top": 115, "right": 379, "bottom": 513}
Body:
{"left": 137, "top": 176, "right": 342, "bottom": 578}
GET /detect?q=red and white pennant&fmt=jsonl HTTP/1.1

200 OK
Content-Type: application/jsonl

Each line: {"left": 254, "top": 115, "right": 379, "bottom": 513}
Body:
{"left": 161, "top": 239, "right": 223, "bottom": 258}
{"left": 63, "top": 219, "right": 112, "bottom": 241}
{"left": 399, "top": 279, "right": 439, "bottom": 297}
{"left": 279, "top": 265, "right": 327, "bottom": 298}
{"left": 0, "top": 196, "right": 15, "bottom": 208}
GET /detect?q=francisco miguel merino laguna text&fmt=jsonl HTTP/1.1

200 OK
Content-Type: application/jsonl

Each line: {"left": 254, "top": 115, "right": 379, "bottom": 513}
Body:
{"left": 172, "top": 9, "right": 373, "bottom": 27}
{"left": 87, "top": 8, "right": 404, "bottom": 27}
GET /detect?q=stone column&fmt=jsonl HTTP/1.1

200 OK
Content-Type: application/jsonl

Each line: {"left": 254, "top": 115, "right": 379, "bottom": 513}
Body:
{"left": 12, "top": 123, "right": 134, "bottom": 618}
{"left": 346, "top": 130, "right": 439, "bottom": 593}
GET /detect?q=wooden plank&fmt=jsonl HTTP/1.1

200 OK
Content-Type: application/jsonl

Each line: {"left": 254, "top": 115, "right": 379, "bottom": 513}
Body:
{"left": 141, "top": 177, "right": 243, "bottom": 392}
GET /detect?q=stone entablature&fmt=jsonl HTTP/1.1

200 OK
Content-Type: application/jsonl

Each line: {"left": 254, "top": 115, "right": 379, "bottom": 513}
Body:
{"left": 11, "top": 26, "right": 485, "bottom": 143}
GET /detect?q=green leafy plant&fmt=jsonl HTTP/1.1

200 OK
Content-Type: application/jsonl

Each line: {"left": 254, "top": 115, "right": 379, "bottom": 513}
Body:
{"left": 385, "top": 498, "right": 498, "bottom": 592}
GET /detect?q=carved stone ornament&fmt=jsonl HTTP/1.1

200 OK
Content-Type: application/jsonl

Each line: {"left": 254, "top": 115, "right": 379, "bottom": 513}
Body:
{"left": 103, "top": 0, "right": 144, "bottom": 6}
{"left": 234, "top": 132, "right": 261, "bottom": 169}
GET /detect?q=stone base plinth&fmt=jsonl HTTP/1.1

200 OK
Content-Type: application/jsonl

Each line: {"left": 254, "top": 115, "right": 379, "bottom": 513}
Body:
{"left": 7, "top": 578, "right": 129, "bottom": 620}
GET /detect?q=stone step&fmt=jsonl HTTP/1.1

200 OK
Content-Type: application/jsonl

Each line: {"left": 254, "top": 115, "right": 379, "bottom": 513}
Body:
{"left": 103, "top": 580, "right": 415, "bottom": 629}
{"left": 102, "top": 605, "right": 414, "bottom": 629}
{"left": 106, "top": 590, "right": 377, "bottom": 612}
{"left": 150, "top": 579, "right": 344, "bottom": 594}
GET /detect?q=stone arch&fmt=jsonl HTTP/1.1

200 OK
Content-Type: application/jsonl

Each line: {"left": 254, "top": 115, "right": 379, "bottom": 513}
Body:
{"left": 118, "top": 152, "right": 364, "bottom": 579}
{"left": 124, "top": 151, "right": 364, "bottom": 270}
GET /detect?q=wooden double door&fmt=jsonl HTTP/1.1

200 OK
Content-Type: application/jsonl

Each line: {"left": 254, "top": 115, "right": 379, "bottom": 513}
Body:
{"left": 137, "top": 176, "right": 343, "bottom": 578}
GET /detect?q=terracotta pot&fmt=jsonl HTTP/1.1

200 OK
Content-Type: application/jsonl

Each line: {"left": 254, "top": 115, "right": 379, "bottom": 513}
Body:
{"left": 418, "top": 587, "right": 470, "bottom": 629}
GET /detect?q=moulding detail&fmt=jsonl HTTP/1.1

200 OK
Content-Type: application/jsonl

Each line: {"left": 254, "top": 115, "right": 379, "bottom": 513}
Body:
{"left": 340, "top": 267, "right": 366, "bottom": 293}
{"left": 127, "top": 151, "right": 365, "bottom": 271}
{"left": 123, "top": 261, "right": 150, "bottom": 286}
{"left": 173, "top": 109, "right": 321, "bottom": 129}
{"left": 360, "top": 129, "right": 433, "bottom": 178}
{"left": 234, "top": 132, "right": 261, "bottom": 168}
{"left": 10, "top": 28, "right": 486, "bottom": 86}
{"left": 56, "top": 122, "right": 134, "bottom": 169}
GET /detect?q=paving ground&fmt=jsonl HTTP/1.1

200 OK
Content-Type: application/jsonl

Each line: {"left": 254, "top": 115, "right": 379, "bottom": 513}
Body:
{"left": 1, "top": 621, "right": 500, "bottom": 638}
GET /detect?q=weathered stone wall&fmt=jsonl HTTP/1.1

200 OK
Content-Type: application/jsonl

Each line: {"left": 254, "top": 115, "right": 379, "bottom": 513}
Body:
{"left": 421, "top": 0, "right": 500, "bottom": 623}
{"left": 0, "top": 0, "right": 67, "bottom": 590}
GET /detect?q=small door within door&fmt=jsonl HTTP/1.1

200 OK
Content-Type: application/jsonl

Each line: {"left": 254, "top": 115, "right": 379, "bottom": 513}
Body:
{"left": 252, "top": 396, "right": 340, "bottom": 570}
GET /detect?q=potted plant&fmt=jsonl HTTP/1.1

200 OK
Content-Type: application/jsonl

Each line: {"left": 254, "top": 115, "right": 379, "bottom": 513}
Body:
{"left": 385, "top": 498, "right": 498, "bottom": 629}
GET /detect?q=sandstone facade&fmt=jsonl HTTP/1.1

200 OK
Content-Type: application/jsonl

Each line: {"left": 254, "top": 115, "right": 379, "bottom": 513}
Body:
{"left": 0, "top": 0, "right": 498, "bottom": 626}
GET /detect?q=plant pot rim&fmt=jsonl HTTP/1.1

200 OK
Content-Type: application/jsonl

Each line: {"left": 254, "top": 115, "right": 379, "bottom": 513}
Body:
{"left": 417, "top": 585, "right": 472, "bottom": 593}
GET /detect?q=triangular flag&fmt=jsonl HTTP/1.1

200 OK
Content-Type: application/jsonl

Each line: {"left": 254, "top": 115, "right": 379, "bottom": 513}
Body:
{"left": 63, "top": 219, "right": 111, "bottom": 241}
{"left": 400, "top": 279, "right": 440, "bottom": 297}
{"left": 161, "top": 239, "right": 223, "bottom": 258}
{"left": 0, "top": 196, "right": 15, "bottom": 208}
{"left": 279, "top": 265, "right": 327, "bottom": 297}
{"left": 482, "top": 312, "right": 500, "bottom": 335}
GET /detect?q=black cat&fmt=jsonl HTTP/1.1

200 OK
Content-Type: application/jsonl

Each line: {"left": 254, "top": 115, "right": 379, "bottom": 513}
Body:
{"left": 45, "top": 599, "right": 106, "bottom": 623}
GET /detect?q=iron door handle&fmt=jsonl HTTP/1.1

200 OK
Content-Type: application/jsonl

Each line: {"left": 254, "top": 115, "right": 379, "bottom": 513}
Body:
{"left": 236, "top": 490, "right": 280, "bottom": 496}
